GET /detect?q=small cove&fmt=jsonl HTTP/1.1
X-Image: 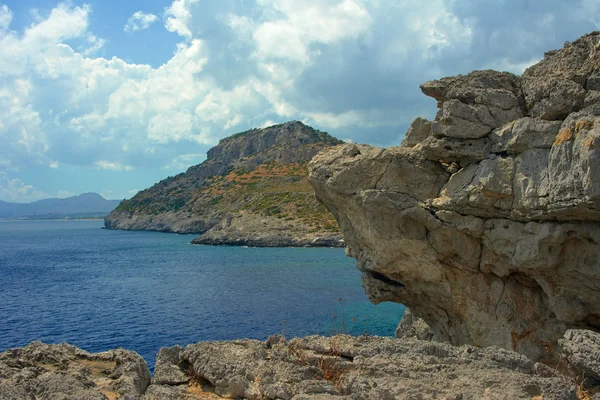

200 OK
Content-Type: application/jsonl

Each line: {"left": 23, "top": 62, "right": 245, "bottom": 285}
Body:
{"left": 0, "top": 219, "right": 405, "bottom": 370}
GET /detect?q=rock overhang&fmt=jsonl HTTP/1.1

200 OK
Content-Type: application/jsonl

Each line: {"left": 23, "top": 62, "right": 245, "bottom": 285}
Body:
{"left": 309, "top": 32, "right": 600, "bottom": 362}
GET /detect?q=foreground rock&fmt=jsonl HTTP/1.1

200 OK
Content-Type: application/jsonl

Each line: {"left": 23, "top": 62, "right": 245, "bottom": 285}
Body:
{"left": 8, "top": 333, "right": 600, "bottom": 399}
{"left": 0, "top": 341, "right": 151, "bottom": 399}
{"left": 105, "top": 121, "right": 344, "bottom": 248}
{"left": 309, "top": 32, "right": 600, "bottom": 362}
{"left": 395, "top": 308, "right": 433, "bottom": 341}
{"left": 560, "top": 330, "right": 600, "bottom": 384}
{"left": 146, "top": 335, "right": 578, "bottom": 399}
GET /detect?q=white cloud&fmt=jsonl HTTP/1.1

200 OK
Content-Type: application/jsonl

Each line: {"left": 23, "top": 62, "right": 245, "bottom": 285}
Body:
{"left": 0, "top": 172, "right": 47, "bottom": 202}
{"left": 81, "top": 35, "right": 105, "bottom": 56}
{"left": 124, "top": 11, "right": 158, "bottom": 33}
{"left": 49, "top": 161, "right": 59, "bottom": 169}
{"left": 260, "top": 120, "right": 277, "bottom": 128}
{"left": 56, "top": 190, "right": 75, "bottom": 198}
{"left": 581, "top": 0, "right": 600, "bottom": 27}
{"left": 243, "top": 0, "right": 373, "bottom": 65}
{"left": 0, "top": 4, "right": 12, "bottom": 32}
{"left": 95, "top": 161, "right": 134, "bottom": 171}
{"left": 165, "top": 0, "right": 199, "bottom": 39}
{"left": 0, "top": 0, "right": 596, "bottom": 177}
{"left": 163, "top": 153, "right": 207, "bottom": 170}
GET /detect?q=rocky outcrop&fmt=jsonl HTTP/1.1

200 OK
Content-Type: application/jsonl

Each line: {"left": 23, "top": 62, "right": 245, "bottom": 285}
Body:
{"left": 145, "top": 335, "right": 579, "bottom": 399}
{"left": 0, "top": 341, "right": 151, "bottom": 399}
{"left": 9, "top": 331, "right": 600, "bottom": 399}
{"left": 190, "top": 211, "right": 344, "bottom": 247}
{"left": 309, "top": 32, "right": 600, "bottom": 362}
{"left": 105, "top": 121, "right": 344, "bottom": 247}
{"left": 560, "top": 329, "right": 600, "bottom": 383}
{"left": 395, "top": 308, "right": 433, "bottom": 341}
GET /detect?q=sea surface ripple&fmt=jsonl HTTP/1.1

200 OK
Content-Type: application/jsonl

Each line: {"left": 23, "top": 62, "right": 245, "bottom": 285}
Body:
{"left": 0, "top": 220, "right": 405, "bottom": 369}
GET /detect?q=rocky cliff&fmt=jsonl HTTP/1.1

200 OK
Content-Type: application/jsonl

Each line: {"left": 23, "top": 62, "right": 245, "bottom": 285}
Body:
{"left": 309, "top": 32, "right": 600, "bottom": 362}
{"left": 105, "top": 121, "right": 344, "bottom": 247}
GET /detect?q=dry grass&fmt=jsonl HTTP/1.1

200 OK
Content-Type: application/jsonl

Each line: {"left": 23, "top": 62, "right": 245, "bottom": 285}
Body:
{"left": 187, "top": 381, "right": 223, "bottom": 399}
{"left": 286, "top": 335, "right": 352, "bottom": 391}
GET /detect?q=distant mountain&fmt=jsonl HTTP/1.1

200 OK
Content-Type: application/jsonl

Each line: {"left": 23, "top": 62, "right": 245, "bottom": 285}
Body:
{"left": 0, "top": 193, "right": 121, "bottom": 219}
{"left": 105, "top": 121, "right": 345, "bottom": 247}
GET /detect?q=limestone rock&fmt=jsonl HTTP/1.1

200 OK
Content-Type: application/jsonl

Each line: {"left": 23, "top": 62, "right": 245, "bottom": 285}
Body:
{"left": 0, "top": 341, "right": 151, "bottom": 400}
{"left": 522, "top": 33, "right": 600, "bottom": 120}
{"left": 153, "top": 346, "right": 189, "bottom": 386}
{"left": 421, "top": 70, "right": 523, "bottom": 141}
{"left": 144, "top": 335, "right": 577, "bottom": 400}
{"left": 420, "top": 135, "right": 491, "bottom": 163}
{"left": 560, "top": 329, "right": 600, "bottom": 382}
{"left": 395, "top": 308, "right": 433, "bottom": 341}
{"left": 401, "top": 117, "right": 431, "bottom": 147}
{"left": 490, "top": 117, "right": 562, "bottom": 154}
{"left": 309, "top": 32, "right": 600, "bottom": 362}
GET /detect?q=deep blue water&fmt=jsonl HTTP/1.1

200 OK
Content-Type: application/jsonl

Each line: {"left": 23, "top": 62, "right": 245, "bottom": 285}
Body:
{"left": 0, "top": 220, "right": 405, "bottom": 369}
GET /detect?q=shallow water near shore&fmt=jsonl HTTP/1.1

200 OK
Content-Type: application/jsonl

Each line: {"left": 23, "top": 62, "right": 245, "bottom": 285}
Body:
{"left": 0, "top": 220, "right": 405, "bottom": 370}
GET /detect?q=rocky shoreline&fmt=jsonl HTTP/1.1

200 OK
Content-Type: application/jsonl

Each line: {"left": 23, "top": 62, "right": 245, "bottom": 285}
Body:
{"left": 4, "top": 329, "right": 600, "bottom": 400}
{"left": 190, "top": 232, "right": 345, "bottom": 248}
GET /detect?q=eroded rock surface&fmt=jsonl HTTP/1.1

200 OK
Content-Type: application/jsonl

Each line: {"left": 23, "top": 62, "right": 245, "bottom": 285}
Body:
{"left": 309, "top": 32, "right": 600, "bottom": 361}
{"left": 0, "top": 341, "right": 151, "bottom": 400}
{"left": 146, "top": 335, "right": 577, "bottom": 400}
{"left": 9, "top": 332, "right": 600, "bottom": 399}
{"left": 395, "top": 308, "right": 433, "bottom": 341}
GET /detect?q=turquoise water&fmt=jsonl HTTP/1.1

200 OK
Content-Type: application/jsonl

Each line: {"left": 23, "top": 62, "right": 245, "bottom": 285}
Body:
{"left": 0, "top": 220, "right": 405, "bottom": 369}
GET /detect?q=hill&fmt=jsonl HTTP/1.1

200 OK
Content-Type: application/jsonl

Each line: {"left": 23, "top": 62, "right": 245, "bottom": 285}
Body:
{"left": 0, "top": 193, "right": 120, "bottom": 219}
{"left": 105, "top": 121, "right": 344, "bottom": 247}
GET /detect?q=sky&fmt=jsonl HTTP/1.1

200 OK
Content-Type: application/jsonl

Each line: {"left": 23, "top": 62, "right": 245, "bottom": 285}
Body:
{"left": 0, "top": 0, "right": 598, "bottom": 202}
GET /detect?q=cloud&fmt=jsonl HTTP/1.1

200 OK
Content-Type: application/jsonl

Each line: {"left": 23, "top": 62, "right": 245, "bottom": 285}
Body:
{"left": 0, "top": 0, "right": 598, "bottom": 181}
{"left": 0, "top": 172, "right": 47, "bottom": 202}
{"left": 81, "top": 35, "right": 105, "bottom": 56}
{"left": 250, "top": 0, "right": 373, "bottom": 64}
{"left": 0, "top": 4, "right": 12, "bottom": 32}
{"left": 55, "top": 190, "right": 75, "bottom": 198}
{"left": 124, "top": 11, "right": 159, "bottom": 33}
{"left": 95, "top": 161, "right": 134, "bottom": 171}
{"left": 165, "top": 0, "right": 199, "bottom": 39}
{"left": 163, "top": 153, "right": 207, "bottom": 170}
{"left": 49, "top": 161, "right": 59, "bottom": 169}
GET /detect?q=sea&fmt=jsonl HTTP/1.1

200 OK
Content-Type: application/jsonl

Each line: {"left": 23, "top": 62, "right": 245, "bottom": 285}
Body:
{"left": 0, "top": 219, "right": 405, "bottom": 370}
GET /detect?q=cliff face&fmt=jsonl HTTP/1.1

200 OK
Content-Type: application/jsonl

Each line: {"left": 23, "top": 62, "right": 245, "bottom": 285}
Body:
{"left": 105, "top": 121, "right": 344, "bottom": 247}
{"left": 309, "top": 32, "right": 600, "bottom": 362}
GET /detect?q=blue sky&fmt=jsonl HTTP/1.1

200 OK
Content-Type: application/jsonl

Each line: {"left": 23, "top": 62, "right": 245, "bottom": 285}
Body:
{"left": 0, "top": 0, "right": 598, "bottom": 202}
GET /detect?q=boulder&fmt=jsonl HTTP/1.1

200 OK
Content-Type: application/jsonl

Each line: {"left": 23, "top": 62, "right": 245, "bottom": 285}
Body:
{"left": 0, "top": 341, "right": 151, "bottom": 400}
{"left": 560, "top": 329, "right": 600, "bottom": 382}
{"left": 521, "top": 33, "right": 600, "bottom": 120}
{"left": 395, "top": 308, "right": 433, "bottom": 341}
